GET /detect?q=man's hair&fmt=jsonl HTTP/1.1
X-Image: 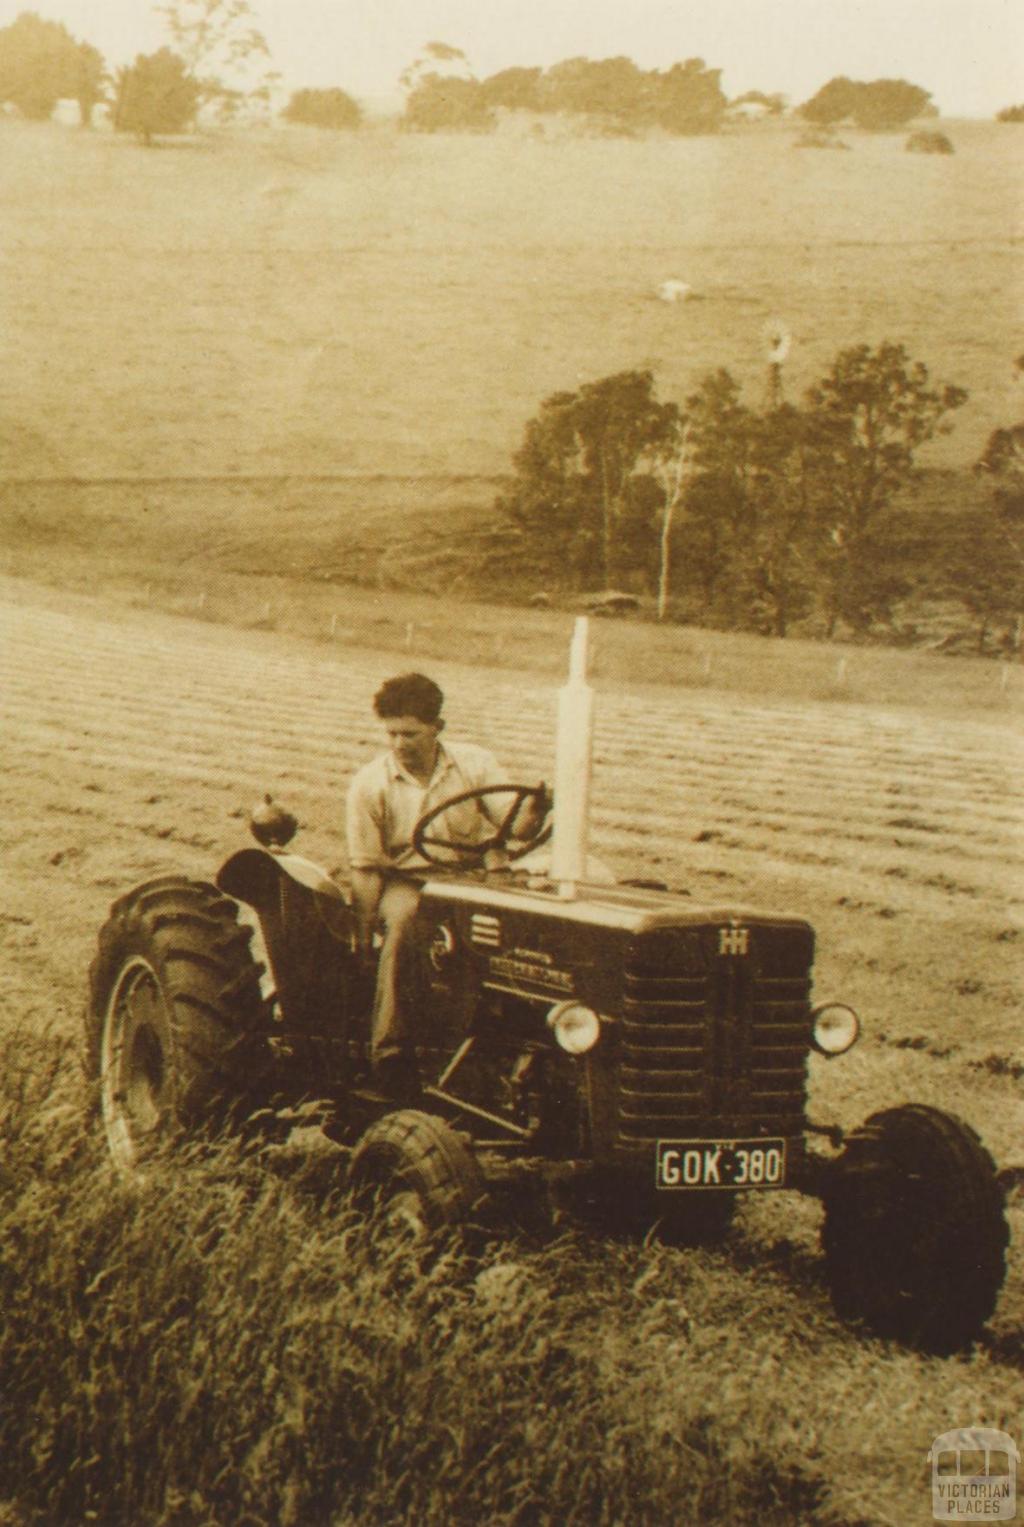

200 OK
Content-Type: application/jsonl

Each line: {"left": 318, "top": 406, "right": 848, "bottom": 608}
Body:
{"left": 373, "top": 672, "right": 444, "bottom": 723}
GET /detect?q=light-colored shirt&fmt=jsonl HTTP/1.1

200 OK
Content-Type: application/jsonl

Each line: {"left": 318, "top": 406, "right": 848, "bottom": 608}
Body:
{"left": 346, "top": 740, "right": 506, "bottom": 871}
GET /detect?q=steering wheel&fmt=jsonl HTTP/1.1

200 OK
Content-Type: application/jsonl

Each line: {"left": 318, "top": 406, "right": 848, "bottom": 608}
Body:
{"left": 412, "top": 784, "right": 553, "bottom": 868}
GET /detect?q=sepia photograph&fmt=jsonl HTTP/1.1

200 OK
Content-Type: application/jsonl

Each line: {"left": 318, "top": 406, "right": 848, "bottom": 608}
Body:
{"left": 0, "top": 0, "right": 1021, "bottom": 1521}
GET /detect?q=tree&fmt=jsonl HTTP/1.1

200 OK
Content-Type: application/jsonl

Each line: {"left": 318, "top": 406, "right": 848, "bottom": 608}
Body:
{"left": 800, "top": 76, "right": 859, "bottom": 125}
{"left": 403, "top": 75, "right": 493, "bottom": 132}
{"left": 0, "top": 11, "right": 89, "bottom": 120}
{"left": 803, "top": 343, "right": 966, "bottom": 635}
{"left": 113, "top": 47, "right": 200, "bottom": 143}
{"left": 72, "top": 40, "right": 107, "bottom": 125}
{"left": 497, "top": 371, "right": 681, "bottom": 590}
{"left": 399, "top": 41, "right": 472, "bottom": 95}
{"left": 672, "top": 374, "right": 818, "bottom": 635}
{"left": 283, "top": 87, "right": 361, "bottom": 130}
{"left": 854, "top": 79, "right": 932, "bottom": 128}
{"left": 668, "top": 370, "right": 754, "bottom": 616}
{"left": 970, "top": 367, "right": 1024, "bottom": 650}
{"left": 651, "top": 418, "right": 690, "bottom": 619}
{"left": 479, "top": 66, "right": 543, "bottom": 113}
{"left": 154, "top": 0, "right": 278, "bottom": 119}
{"left": 399, "top": 41, "right": 493, "bottom": 132}
{"left": 540, "top": 55, "right": 646, "bottom": 125}
{"left": 535, "top": 54, "right": 725, "bottom": 136}
{"left": 647, "top": 58, "right": 727, "bottom": 135}
{"left": 801, "top": 75, "right": 931, "bottom": 129}
{"left": 738, "top": 406, "right": 820, "bottom": 637}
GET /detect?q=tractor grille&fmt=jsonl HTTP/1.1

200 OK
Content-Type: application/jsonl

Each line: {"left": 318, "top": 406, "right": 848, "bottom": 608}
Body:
{"left": 615, "top": 926, "right": 812, "bottom": 1143}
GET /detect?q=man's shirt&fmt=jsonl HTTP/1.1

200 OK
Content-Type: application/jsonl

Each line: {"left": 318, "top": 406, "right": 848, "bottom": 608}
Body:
{"left": 346, "top": 740, "right": 506, "bottom": 872}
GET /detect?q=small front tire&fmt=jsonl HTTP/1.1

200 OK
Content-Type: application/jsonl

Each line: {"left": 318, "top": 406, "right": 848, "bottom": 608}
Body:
{"left": 347, "top": 1110, "right": 485, "bottom": 1234}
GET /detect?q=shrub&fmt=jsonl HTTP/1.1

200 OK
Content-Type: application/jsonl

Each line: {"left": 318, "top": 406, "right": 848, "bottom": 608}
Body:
{"left": 283, "top": 86, "right": 362, "bottom": 130}
{"left": 996, "top": 104, "right": 1024, "bottom": 122}
{"left": 906, "top": 129, "right": 954, "bottom": 154}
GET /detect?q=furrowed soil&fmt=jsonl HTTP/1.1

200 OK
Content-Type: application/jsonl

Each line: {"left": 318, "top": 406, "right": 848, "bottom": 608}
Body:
{"left": 0, "top": 573, "right": 1021, "bottom": 1524}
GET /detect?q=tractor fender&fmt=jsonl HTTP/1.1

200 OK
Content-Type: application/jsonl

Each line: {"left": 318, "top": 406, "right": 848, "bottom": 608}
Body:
{"left": 216, "top": 847, "right": 347, "bottom": 908}
{"left": 216, "top": 848, "right": 356, "bottom": 1033}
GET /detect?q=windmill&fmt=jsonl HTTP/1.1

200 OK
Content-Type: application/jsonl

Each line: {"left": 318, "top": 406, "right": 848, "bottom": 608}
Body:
{"left": 762, "top": 318, "right": 792, "bottom": 409}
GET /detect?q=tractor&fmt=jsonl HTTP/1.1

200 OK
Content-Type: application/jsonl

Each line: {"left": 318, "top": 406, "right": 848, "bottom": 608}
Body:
{"left": 85, "top": 623, "right": 1009, "bottom": 1354}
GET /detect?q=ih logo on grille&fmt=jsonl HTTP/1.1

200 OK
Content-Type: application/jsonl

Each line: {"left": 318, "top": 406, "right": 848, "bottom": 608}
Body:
{"left": 718, "top": 925, "right": 750, "bottom": 956}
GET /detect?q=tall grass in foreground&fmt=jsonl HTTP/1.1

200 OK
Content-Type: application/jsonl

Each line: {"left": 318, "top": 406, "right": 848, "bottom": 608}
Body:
{"left": 4, "top": 1028, "right": 1013, "bottom": 1526}
{"left": 0, "top": 1032, "right": 842, "bottom": 1527}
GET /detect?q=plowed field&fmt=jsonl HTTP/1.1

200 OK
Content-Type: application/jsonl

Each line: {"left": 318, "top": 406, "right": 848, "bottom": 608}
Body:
{"left": 1, "top": 573, "right": 1021, "bottom": 1521}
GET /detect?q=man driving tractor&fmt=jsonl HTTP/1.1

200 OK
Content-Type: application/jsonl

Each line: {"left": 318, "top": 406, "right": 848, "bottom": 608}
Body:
{"left": 346, "top": 672, "right": 548, "bottom": 1100}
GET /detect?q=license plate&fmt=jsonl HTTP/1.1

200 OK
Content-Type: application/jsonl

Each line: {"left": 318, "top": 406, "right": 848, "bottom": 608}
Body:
{"left": 655, "top": 1138, "right": 787, "bottom": 1190}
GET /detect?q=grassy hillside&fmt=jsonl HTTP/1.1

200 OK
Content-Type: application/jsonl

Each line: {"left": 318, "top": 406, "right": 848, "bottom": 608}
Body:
{"left": 2, "top": 116, "right": 1021, "bottom": 486}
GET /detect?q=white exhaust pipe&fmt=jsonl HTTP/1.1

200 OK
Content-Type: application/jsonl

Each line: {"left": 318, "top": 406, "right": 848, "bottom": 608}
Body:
{"left": 550, "top": 616, "right": 594, "bottom": 899}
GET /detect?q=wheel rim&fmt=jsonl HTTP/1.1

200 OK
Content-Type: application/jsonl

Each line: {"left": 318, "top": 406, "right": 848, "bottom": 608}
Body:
{"left": 354, "top": 1170, "right": 430, "bottom": 1237}
{"left": 381, "top": 1186, "right": 429, "bottom": 1238}
{"left": 100, "top": 956, "right": 173, "bottom": 1171}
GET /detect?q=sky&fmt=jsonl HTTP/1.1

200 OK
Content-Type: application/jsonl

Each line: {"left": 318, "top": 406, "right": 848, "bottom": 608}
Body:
{"left": 2, "top": 0, "right": 1022, "bottom": 116}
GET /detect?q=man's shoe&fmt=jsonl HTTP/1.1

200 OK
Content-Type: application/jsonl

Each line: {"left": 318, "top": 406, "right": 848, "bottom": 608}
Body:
{"left": 363, "top": 1054, "right": 421, "bottom": 1106}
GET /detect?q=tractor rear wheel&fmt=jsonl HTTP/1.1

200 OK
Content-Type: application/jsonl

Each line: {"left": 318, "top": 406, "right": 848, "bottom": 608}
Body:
{"left": 823, "top": 1104, "right": 1008, "bottom": 1352}
{"left": 86, "top": 875, "right": 272, "bottom": 1170}
{"left": 347, "top": 1110, "right": 485, "bottom": 1234}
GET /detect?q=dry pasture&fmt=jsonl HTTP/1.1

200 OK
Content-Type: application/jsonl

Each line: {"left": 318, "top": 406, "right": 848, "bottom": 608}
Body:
{"left": 2, "top": 117, "right": 1021, "bottom": 484}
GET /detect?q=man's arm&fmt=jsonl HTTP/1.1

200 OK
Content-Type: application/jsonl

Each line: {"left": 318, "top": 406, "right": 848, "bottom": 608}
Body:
{"left": 346, "top": 768, "right": 387, "bottom": 954}
{"left": 349, "top": 867, "right": 384, "bottom": 959}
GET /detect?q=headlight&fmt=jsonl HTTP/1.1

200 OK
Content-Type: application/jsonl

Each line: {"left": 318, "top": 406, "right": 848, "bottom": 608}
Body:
{"left": 546, "top": 1001, "right": 601, "bottom": 1055}
{"left": 811, "top": 1003, "right": 860, "bottom": 1056}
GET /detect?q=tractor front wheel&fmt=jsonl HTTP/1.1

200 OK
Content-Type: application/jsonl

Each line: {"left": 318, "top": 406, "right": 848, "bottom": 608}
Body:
{"left": 822, "top": 1104, "right": 1008, "bottom": 1352}
{"left": 347, "top": 1110, "right": 485, "bottom": 1235}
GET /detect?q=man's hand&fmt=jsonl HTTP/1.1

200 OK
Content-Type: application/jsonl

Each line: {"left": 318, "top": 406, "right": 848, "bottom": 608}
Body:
{"left": 510, "top": 781, "right": 552, "bottom": 841}
{"left": 349, "top": 866, "right": 384, "bottom": 961}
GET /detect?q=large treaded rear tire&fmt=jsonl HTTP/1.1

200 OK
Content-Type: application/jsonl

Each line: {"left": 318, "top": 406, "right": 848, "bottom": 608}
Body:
{"left": 823, "top": 1104, "right": 1008, "bottom": 1353}
{"left": 86, "top": 875, "right": 272, "bottom": 1170}
{"left": 347, "top": 1110, "right": 485, "bottom": 1234}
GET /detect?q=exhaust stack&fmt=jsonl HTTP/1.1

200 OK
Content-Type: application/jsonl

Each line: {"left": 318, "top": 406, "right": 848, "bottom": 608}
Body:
{"left": 550, "top": 616, "right": 594, "bottom": 899}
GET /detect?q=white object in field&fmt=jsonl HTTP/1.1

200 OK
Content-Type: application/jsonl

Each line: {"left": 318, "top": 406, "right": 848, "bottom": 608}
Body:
{"left": 762, "top": 318, "right": 792, "bottom": 364}
{"left": 657, "top": 279, "right": 692, "bottom": 303}
{"left": 550, "top": 616, "right": 594, "bottom": 899}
